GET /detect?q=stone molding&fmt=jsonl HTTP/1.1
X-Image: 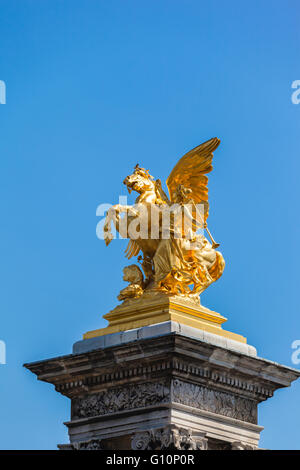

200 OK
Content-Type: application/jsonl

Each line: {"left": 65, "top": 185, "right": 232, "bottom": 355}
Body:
{"left": 73, "top": 321, "right": 257, "bottom": 357}
{"left": 26, "top": 334, "right": 300, "bottom": 406}
{"left": 57, "top": 357, "right": 273, "bottom": 401}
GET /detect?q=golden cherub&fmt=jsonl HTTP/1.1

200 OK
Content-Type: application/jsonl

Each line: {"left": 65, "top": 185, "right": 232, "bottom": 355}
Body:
{"left": 104, "top": 138, "right": 225, "bottom": 300}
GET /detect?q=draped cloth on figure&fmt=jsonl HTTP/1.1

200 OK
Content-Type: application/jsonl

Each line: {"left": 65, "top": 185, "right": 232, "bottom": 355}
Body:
{"left": 153, "top": 235, "right": 225, "bottom": 295}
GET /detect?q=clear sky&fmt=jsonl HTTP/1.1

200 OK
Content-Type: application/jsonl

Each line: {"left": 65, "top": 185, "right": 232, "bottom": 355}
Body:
{"left": 0, "top": 0, "right": 299, "bottom": 450}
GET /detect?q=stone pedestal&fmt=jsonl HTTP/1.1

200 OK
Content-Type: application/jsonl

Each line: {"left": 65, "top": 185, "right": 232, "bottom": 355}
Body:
{"left": 24, "top": 317, "right": 300, "bottom": 450}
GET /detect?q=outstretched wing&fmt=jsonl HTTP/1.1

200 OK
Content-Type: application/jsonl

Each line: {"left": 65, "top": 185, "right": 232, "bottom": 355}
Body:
{"left": 166, "top": 137, "right": 220, "bottom": 220}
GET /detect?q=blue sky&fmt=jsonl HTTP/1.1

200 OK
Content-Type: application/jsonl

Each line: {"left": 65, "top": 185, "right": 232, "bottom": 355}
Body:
{"left": 0, "top": 0, "right": 299, "bottom": 449}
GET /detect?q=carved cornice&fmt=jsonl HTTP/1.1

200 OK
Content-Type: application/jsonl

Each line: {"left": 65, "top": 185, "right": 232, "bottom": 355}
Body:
{"left": 56, "top": 357, "right": 273, "bottom": 401}
{"left": 173, "top": 359, "right": 273, "bottom": 398}
{"left": 25, "top": 334, "right": 300, "bottom": 405}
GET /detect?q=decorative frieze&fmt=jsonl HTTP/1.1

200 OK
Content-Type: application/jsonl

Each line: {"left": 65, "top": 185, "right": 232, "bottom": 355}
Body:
{"left": 172, "top": 379, "right": 257, "bottom": 424}
{"left": 71, "top": 377, "right": 257, "bottom": 424}
{"left": 72, "top": 380, "right": 170, "bottom": 419}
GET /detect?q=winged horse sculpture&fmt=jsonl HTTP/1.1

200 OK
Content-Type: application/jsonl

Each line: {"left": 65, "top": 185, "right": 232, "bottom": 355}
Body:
{"left": 103, "top": 138, "right": 225, "bottom": 300}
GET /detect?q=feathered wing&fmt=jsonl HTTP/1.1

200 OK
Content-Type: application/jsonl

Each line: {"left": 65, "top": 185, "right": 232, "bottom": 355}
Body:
{"left": 166, "top": 137, "right": 220, "bottom": 221}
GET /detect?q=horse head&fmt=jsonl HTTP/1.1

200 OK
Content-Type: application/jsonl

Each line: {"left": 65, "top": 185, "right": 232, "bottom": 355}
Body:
{"left": 123, "top": 164, "right": 156, "bottom": 198}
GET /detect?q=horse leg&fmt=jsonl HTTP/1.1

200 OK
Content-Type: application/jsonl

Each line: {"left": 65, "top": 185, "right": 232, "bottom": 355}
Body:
{"left": 103, "top": 206, "right": 125, "bottom": 245}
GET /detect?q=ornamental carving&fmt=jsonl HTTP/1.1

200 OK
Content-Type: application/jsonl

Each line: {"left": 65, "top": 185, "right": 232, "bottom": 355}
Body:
{"left": 172, "top": 379, "right": 257, "bottom": 424}
{"left": 131, "top": 426, "right": 208, "bottom": 450}
{"left": 72, "top": 381, "right": 170, "bottom": 419}
{"left": 72, "top": 439, "right": 102, "bottom": 450}
{"left": 231, "top": 441, "right": 257, "bottom": 450}
{"left": 72, "top": 378, "right": 257, "bottom": 424}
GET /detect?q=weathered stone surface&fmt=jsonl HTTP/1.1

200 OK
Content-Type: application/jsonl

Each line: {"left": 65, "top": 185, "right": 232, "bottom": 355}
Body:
{"left": 73, "top": 321, "right": 257, "bottom": 357}
{"left": 131, "top": 426, "right": 208, "bottom": 450}
{"left": 24, "top": 325, "right": 300, "bottom": 450}
{"left": 231, "top": 440, "right": 257, "bottom": 450}
{"left": 72, "top": 380, "right": 170, "bottom": 419}
{"left": 73, "top": 439, "right": 103, "bottom": 450}
{"left": 71, "top": 378, "right": 256, "bottom": 424}
{"left": 172, "top": 379, "right": 257, "bottom": 424}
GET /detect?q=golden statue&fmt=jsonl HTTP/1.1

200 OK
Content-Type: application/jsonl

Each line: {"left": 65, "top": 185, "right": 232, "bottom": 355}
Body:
{"left": 103, "top": 137, "right": 225, "bottom": 303}
{"left": 85, "top": 137, "right": 247, "bottom": 343}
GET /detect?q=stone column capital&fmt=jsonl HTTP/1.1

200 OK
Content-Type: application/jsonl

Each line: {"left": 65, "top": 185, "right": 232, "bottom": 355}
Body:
{"left": 131, "top": 426, "right": 208, "bottom": 450}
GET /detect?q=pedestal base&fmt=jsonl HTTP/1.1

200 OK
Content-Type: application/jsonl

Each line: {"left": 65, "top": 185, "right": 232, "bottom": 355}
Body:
{"left": 25, "top": 320, "right": 300, "bottom": 450}
{"left": 83, "top": 294, "right": 246, "bottom": 344}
